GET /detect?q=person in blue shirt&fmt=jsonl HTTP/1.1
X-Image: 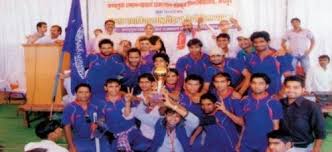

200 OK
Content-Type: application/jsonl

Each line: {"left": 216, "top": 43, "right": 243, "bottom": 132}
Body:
{"left": 134, "top": 90, "right": 200, "bottom": 152}
{"left": 176, "top": 38, "right": 210, "bottom": 85}
{"left": 97, "top": 78, "right": 150, "bottom": 151}
{"left": 119, "top": 48, "right": 150, "bottom": 95}
{"left": 236, "top": 34, "right": 255, "bottom": 64}
{"left": 203, "top": 48, "right": 251, "bottom": 96}
{"left": 238, "top": 73, "right": 283, "bottom": 152}
{"left": 191, "top": 72, "right": 243, "bottom": 152}
{"left": 144, "top": 52, "right": 170, "bottom": 73}
{"left": 85, "top": 39, "right": 125, "bottom": 97}
{"left": 179, "top": 74, "right": 204, "bottom": 119}
{"left": 62, "top": 83, "right": 107, "bottom": 152}
{"left": 246, "top": 31, "right": 293, "bottom": 95}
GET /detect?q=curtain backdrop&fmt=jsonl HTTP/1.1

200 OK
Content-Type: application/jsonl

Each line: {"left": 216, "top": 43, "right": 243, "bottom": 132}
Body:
{"left": 0, "top": 0, "right": 331, "bottom": 90}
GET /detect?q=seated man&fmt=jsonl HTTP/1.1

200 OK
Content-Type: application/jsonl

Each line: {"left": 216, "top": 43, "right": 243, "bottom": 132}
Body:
{"left": 24, "top": 120, "right": 68, "bottom": 152}
{"left": 26, "top": 21, "right": 47, "bottom": 44}
{"left": 267, "top": 130, "right": 295, "bottom": 152}
{"left": 306, "top": 55, "right": 332, "bottom": 103}
{"left": 36, "top": 25, "right": 63, "bottom": 44}
{"left": 134, "top": 91, "right": 199, "bottom": 152}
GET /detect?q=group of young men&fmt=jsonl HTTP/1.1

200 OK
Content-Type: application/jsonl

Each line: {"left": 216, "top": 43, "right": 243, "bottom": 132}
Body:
{"left": 25, "top": 17, "right": 328, "bottom": 152}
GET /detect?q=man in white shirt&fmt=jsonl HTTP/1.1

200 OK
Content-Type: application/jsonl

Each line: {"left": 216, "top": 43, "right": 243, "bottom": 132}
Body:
{"left": 94, "top": 19, "right": 123, "bottom": 53}
{"left": 24, "top": 120, "right": 68, "bottom": 152}
{"left": 281, "top": 18, "right": 315, "bottom": 73}
{"left": 306, "top": 55, "right": 332, "bottom": 93}
{"left": 26, "top": 22, "right": 47, "bottom": 44}
{"left": 35, "top": 25, "right": 63, "bottom": 45}
{"left": 306, "top": 55, "right": 332, "bottom": 104}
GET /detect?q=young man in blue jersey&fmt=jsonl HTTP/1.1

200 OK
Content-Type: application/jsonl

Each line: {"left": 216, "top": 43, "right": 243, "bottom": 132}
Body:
{"left": 238, "top": 73, "right": 283, "bottom": 152}
{"left": 85, "top": 39, "right": 124, "bottom": 97}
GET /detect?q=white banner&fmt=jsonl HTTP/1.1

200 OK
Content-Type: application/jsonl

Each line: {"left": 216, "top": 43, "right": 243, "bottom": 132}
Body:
{"left": 104, "top": 0, "right": 236, "bottom": 63}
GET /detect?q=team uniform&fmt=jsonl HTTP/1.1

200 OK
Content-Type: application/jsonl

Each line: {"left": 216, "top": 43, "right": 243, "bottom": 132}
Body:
{"left": 119, "top": 63, "right": 150, "bottom": 95}
{"left": 176, "top": 53, "right": 210, "bottom": 82}
{"left": 204, "top": 58, "right": 246, "bottom": 87}
{"left": 238, "top": 94, "right": 283, "bottom": 152}
{"left": 61, "top": 101, "right": 109, "bottom": 152}
{"left": 98, "top": 97, "right": 150, "bottom": 151}
{"left": 246, "top": 52, "right": 284, "bottom": 94}
{"left": 85, "top": 53, "right": 124, "bottom": 97}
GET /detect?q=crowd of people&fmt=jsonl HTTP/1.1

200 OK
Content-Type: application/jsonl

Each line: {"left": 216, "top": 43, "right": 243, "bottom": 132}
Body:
{"left": 24, "top": 17, "right": 331, "bottom": 152}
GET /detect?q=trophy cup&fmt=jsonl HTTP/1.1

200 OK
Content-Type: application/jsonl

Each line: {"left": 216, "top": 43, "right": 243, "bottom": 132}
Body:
{"left": 153, "top": 65, "right": 168, "bottom": 93}
{"left": 150, "top": 65, "right": 168, "bottom": 105}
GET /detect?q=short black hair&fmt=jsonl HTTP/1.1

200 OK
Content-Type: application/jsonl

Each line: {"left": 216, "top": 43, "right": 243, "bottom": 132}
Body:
{"left": 185, "top": 74, "right": 204, "bottom": 92}
{"left": 250, "top": 73, "right": 271, "bottom": 85}
{"left": 212, "top": 72, "right": 232, "bottom": 83}
{"left": 250, "top": 31, "right": 271, "bottom": 42}
{"left": 284, "top": 75, "right": 305, "bottom": 87}
{"left": 319, "top": 54, "right": 330, "bottom": 61}
{"left": 168, "top": 68, "right": 179, "bottom": 76}
{"left": 153, "top": 53, "right": 170, "bottom": 64}
{"left": 35, "top": 120, "right": 61, "bottom": 139}
{"left": 74, "top": 83, "right": 91, "bottom": 93}
{"left": 98, "top": 39, "right": 114, "bottom": 48}
{"left": 187, "top": 38, "right": 203, "bottom": 48}
{"left": 267, "top": 130, "right": 293, "bottom": 144}
{"left": 127, "top": 48, "right": 141, "bottom": 56}
{"left": 200, "top": 93, "right": 218, "bottom": 104}
{"left": 216, "top": 33, "right": 231, "bottom": 41}
{"left": 290, "top": 17, "right": 301, "bottom": 23}
{"left": 36, "top": 21, "right": 47, "bottom": 30}
{"left": 104, "top": 78, "right": 121, "bottom": 86}
{"left": 104, "top": 19, "right": 115, "bottom": 25}
{"left": 138, "top": 73, "right": 155, "bottom": 82}
{"left": 51, "top": 25, "right": 62, "bottom": 34}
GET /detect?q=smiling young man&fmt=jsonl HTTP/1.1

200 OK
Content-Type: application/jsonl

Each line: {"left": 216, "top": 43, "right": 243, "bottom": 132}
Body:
{"left": 280, "top": 76, "right": 325, "bottom": 152}
{"left": 238, "top": 73, "right": 283, "bottom": 152}
{"left": 62, "top": 83, "right": 99, "bottom": 152}
{"left": 85, "top": 39, "right": 125, "bottom": 97}
{"left": 176, "top": 38, "right": 210, "bottom": 86}
{"left": 246, "top": 31, "right": 293, "bottom": 95}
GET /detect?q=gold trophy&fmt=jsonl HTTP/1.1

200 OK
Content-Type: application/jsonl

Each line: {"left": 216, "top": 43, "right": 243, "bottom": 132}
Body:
{"left": 153, "top": 65, "right": 168, "bottom": 93}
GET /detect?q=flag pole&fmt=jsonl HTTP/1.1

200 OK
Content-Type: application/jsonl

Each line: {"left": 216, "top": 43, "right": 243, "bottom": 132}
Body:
{"left": 50, "top": 46, "right": 65, "bottom": 120}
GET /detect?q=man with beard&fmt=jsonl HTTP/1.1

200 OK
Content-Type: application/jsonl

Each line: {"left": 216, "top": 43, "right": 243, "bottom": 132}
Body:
{"left": 85, "top": 39, "right": 125, "bottom": 97}
{"left": 119, "top": 48, "right": 150, "bottom": 94}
